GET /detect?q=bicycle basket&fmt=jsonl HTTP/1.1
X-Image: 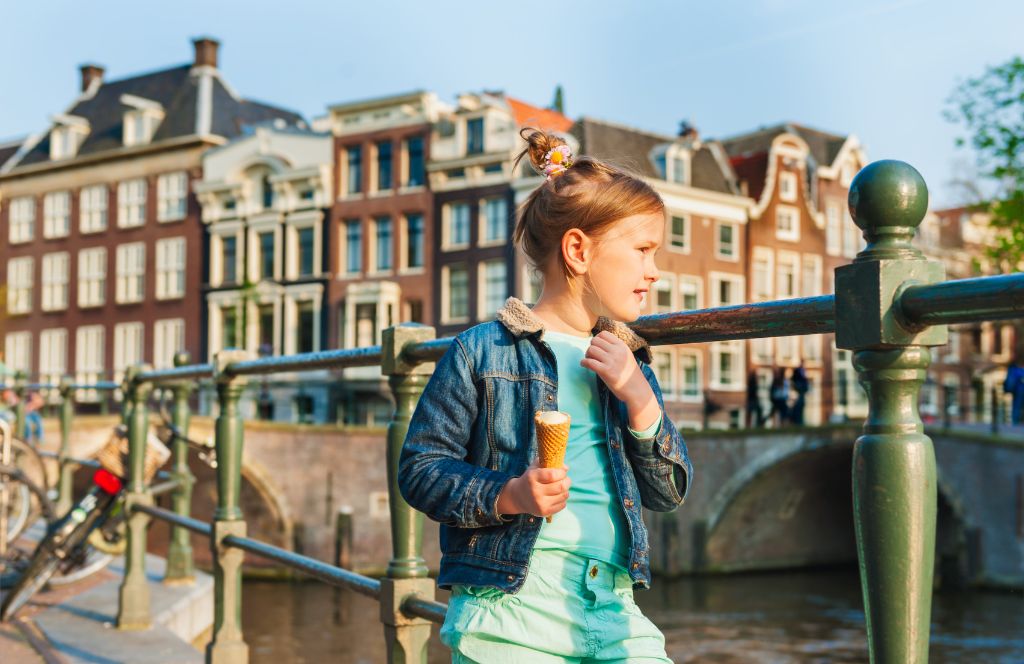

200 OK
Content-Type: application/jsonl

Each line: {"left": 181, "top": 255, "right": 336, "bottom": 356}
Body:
{"left": 96, "top": 425, "right": 172, "bottom": 483}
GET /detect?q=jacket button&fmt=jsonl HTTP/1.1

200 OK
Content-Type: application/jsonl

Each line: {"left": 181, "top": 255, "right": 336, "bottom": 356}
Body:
{"left": 507, "top": 575, "right": 515, "bottom": 582}
{"left": 546, "top": 394, "right": 554, "bottom": 402}
{"left": 623, "top": 498, "right": 634, "bottom": 509}
{"left": 528, "top": 517, "right": 536, "bottom": 523}
{"left": 632, "top": 562, "right": 639, "bottom": 570}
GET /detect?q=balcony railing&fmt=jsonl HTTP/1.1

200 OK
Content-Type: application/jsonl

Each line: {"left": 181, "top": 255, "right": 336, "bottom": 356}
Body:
{"left": 1, "top": 160, "right": 1022, "bottom": 663}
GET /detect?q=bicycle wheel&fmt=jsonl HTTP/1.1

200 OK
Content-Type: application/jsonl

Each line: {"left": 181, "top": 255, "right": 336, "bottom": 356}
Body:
{"left": 0, "top": 550, "right": 61, "bottom": 621}
{"left": 46, "top": 547, "right": 114, "bottom": 587}
{"left": 0, "top": 461, "right": 53, "bottom": 545}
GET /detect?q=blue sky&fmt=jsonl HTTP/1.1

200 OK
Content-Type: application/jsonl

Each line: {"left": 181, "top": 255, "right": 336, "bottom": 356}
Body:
{"left": 2, "top": 0, "right": 1021, "bottom": 206}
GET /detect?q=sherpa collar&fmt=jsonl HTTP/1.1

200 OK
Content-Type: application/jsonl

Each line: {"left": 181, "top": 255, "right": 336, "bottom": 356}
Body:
{"left": 495, "top": 296, "right": 652, "bottom": 364}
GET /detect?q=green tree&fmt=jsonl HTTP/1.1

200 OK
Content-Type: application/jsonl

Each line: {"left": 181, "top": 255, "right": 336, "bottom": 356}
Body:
{"left": 945, "top": 55, "right": 1024, "bottom": 273}
{"left": 550, "top": 85, "right": 565, "bottom": 115}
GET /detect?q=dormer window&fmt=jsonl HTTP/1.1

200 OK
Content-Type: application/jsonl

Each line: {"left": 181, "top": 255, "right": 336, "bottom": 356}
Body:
{"left": 120, "top": 94, "right": 165, "bottom": 147}
{"left": 650, "top": 144, "right": 689, "bottom": 185}
{"left": 467, "top": 117, "right": 484, "bottom": 154}
{"left": 49, "top": 115, "right": 90, "bottom": 160}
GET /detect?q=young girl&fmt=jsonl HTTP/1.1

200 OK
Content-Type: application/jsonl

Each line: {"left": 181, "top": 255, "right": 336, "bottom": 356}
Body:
{"left": 398, "top": 128, "right": 692, "bottom": 663}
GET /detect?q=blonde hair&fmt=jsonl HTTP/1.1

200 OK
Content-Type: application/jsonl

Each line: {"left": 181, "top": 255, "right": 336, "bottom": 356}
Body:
{"left": 512, "top": 128, "right": 664, "bottom": 292}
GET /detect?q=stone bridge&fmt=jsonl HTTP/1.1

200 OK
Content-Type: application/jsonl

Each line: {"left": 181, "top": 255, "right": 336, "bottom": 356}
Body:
{"left": 52, "top": 418, "right": 1024, "bottom": 588}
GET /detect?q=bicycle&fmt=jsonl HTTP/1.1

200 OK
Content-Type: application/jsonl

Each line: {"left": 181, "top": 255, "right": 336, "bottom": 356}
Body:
{"left": 0, "top": 418, "right": 55, "bottom": 588}
{"left": 0, "top": 424, "right": 170, "bottom": 621}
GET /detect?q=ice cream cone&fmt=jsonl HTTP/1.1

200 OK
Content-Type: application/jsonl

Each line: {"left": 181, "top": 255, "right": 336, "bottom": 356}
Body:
{"left": 535, "top": 410, "right": 570, "bottom": 523}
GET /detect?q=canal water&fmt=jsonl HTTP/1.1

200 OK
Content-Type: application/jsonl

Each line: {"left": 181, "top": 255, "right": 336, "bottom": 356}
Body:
{"left": 242, "top": 568, "right": 1024, "bottom": 663}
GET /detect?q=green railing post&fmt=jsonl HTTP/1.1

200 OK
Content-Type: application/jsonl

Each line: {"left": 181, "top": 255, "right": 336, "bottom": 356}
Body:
{"left": 166, "top": 351, "right": 196, "bottom": 584}
{"left": 13, "top": 371, "right": 26, "bottom": 441}
{"left": 380, "top": 323, "right": 436, "bottom": 664}
{"left": 207, "top": 349, "right": 251, "bottom": 664}
{"left": 57, "top": 376, "right": 75, "bottom": 516}
{"left": 117, "top": 364, "right": 155, "bottom": 630}
{"left": 836, "top": 160, "right": 947, "bottom": 663}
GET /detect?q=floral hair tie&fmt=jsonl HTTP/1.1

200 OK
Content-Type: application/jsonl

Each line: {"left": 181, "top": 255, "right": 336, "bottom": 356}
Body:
{"left": 542, "top": 144, "right": 574, "bottom": 180}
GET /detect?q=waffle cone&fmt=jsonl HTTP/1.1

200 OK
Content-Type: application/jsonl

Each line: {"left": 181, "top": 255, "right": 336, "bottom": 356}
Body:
{"left": 535, "top": 410, "right": 570, "bottom": 468}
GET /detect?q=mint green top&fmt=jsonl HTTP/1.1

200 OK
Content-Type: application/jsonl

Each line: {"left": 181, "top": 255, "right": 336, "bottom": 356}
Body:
{"left": 532, "top": 330, "right": 661, "bottom": 571}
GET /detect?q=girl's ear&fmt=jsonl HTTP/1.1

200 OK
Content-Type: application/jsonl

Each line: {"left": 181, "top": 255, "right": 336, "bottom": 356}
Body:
{"left": 562, "top": 228, "right": 592, "bottom": 276}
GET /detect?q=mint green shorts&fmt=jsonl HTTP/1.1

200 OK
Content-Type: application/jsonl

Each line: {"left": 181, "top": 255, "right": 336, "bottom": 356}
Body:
{"left": 440, "top": 548, "right": 673, "bottom": 663}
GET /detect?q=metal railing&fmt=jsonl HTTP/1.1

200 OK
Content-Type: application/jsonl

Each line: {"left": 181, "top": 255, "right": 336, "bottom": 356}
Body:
{"left": 3, "top": 160, "right": 1023, "bottom": 663}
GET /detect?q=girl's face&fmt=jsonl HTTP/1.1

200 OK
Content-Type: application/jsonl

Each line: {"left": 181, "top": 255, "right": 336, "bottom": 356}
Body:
{"left": 582, "top": 212, "right": 664, "bottom": 322}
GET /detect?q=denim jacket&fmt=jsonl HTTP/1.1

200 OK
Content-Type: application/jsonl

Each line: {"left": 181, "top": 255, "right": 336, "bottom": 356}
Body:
{"left": 398, "top": 296, "right": 693, "bottom": 592}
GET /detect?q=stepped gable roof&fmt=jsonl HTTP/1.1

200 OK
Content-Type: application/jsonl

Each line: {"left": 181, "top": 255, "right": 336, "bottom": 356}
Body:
{"left": 506, "top": 97, "right": 573, "bottom": 133}
{"left": 15, "top": 63, "right": 303, "bottom": 169}
{"left": 720, "top": 122, "right": 848, "bottom": 168}
{"left": 570, "top": 116, "right": 738, "bottom": 195}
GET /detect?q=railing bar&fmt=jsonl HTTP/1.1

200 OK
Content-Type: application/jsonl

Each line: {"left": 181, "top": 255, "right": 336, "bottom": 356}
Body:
{"left": 224, "top": 347, "right": 384, "bottom": 377}
{"left": 35, "top": 451, "right": 174, "bottom": 481}
{"left": 132, "top": 504, "right": 212, "bottom": 536}
{"left": 899, "top": 272, "right": 1024, "bottom": 327}
{"left": 149, "top": 478, "right": 182, "bottom": 497}
{"left": 136, "top": 364, "right": 216, "bottom": 385}
{"left": 401, "top": 596, "right": 447, "bottom": 624}
{"left": 221, "top": 534, "right": 382, "bottom": 600}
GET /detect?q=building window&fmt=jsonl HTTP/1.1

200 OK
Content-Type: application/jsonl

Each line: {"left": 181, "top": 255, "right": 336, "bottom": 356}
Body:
{"left": 483, "top": 197, "right": 508, "bottom": 244}
{"left": 711, "top": 273, "right": 744, "bottom": 307}
{"left": 153, "top": 319, "right": 185, "bottom": 370}
{"left": 776, "top": 253, "right": 798, "bottom": 299}
{"left": 752, "top": 250, "right": 772, "bottom": 300}
{"left": 466, "top": 117, "right": 484, "bottom": 154}
{"left": 803, "top": 334, "right": 822, "bottom": 364}
{"left": 826, "top": 201, "right": 841, "bottom": 256}
{"left": 446, "top": 202, "right": 470, "bottom": 248}
{"left": 39, "top": 328, "right": 67, "bottom": 386}
{"left": 480, "top": 259, "right": 507, "bottom": 319}
{"left": 345, "top": 220, "right": 361, "bottom": 273}
{"left": 259, "top": 231, "right": 275, "bottom": 280}
{"left": 446, "top": 264, "right": 469, "bottom": 321}
{"left": 78, "top": 247, "right": 106, "bottom": 307}
{"left": 669, "top": 215, "right": 689, "bottom": 251}
{"left": 779, "top": 171, "right": 797, "bottom": 202}
{"left": 376, "top": 141, "right": 392, "bottom": 191}
{"left": 9, "top": 196, "right": 35, "bottom": 243}
{"left": 843, "top": 208, "right": 860, "bottom": 258}
{"left": 4, "top": 332, "right": 31, "bottom": 376}
{"left": 115, "top": 242, "right": 145, "bottom": 303}
{"left": 157, "top": 172, "right": 188, "bottom": 222}
{"left": 221, "top": 305, "right": 239, "bottom": 349}
{"left": 752, "top": 337, "right": 773, "bottom": 365}
{"left": 405, "top": 213, "right": 424, "bottom": 269}
{"left": 222, "top": 236, "right": 238, "bottom": 284}
{"left": 80, "top": 185, "right": 108, "bottom": 233}
{"left": 375, "top": 216, "right": 392, "bottom": 271}
{"left": 775, "top": 205, "right": 799, "bottom": 242}
{"left": 123, "top": 109, "right": 160, "bottom": 146}
{"left": 671, "top": 154, "right": 686, "bottom": 184}
{"left": 117, "top": 178, "right": 147, "bottom": 228}
{"left": 405, "top": 136, "right": 425, "bottom": 187}
{"left": 296, "top": 301, "right": 316, "bottom": 354}
{"left": 653, "top": 275, "right": 674, "bottom": 314}
{"left": 50, "top": 125, "right": 85, "bottom": 160}
{"left": 346, "top": 146, "right": 362, "bottom": 195}
{"left": 75, "top": 325, "right": 105, "bottom": 401}
{"left": 678, "top": 276, "right": 701, "bottom": 311}
{"left": 43, "top": 191, "right": 70, "bottom": 238}
{"left": 113, "top": 322, "right": 144, "bottom": 384}
{"left": 156, "top": 237, "right": 186, "bottom": 299}
{"left": 711, "top": 341, "right": 744, "bottom": 390}
{"left": 652, "top": 351, "right": 674, "bottom": 399}
{"left": 802, "top": 255, "right": 821, "bottom": 297}
{"left": 298, "top": 226, "right": 316, "bottom": 277}
{"left": 679, "top": 352, "right": 701, "bottom": 400}
{"left": 41, "top": 252, "right": 69, "bottom": 311}
{"left": 716, "top": 222, "right": 737, "bottom": 260}
{"left": 7, "top": 257, "right": 33, "bottom": 314}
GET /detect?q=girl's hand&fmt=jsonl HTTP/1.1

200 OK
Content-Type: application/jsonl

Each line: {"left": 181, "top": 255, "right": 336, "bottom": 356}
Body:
{"left": 581, "top": 331, "right": 651, "bottom": 407}
{"left": 496, "top": 459, "right": 570, "bottom": 518}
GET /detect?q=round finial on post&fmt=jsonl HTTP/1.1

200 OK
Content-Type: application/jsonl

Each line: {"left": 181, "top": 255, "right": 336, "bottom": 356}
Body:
{"left": 848, "top": 160, "right": 929, "bottom": 261}
{"left": 173, "top": 351, "right": 191, "bottom": 368}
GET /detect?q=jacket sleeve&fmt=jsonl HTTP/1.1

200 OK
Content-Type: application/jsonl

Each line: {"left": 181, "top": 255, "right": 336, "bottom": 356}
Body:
{"left": 622, "top": 360, "right": 693, "bottom": 512}
{"left": 397, "top": 336, "right": 515, "bottom": 528}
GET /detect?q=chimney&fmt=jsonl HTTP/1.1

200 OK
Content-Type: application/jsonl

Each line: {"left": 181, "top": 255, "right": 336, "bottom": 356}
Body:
{"left": 79, "top": 64, "right": 104, "bottom": 92}
{"left": 192, "top": 36, "right": 220, "bottom": 68}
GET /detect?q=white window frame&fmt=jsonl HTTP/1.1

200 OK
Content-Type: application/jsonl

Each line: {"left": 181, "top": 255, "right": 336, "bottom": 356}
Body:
{"left": 477, "top": 259, "right": 507, "bottom": 321}
{"left": 443, "top": 202, "right": 471, "bottom": 251}
{"left": 39, "top": 328, "right": 68, "bottom": 387}
{"left": 123, "top": 108, "right": 163, "bottom": 147}
{"left": 652, "top": 350, "right": 675, "bottom": 401}
{"left": 113, "top": 322, "right": 144, "bottom": 385}
{"left": 116, "top": 242, "right": 146, "bottom": 303}
{"left": 80, "top": 185, "right": 108, "bottom": 233}
{"left": 43, "top": 191, "right": 70, "bottom": 238}
{"left": 4, "top": 332, "right": 31, "bottom": 376}
{"left": 78, "top": 247, "right": 107, "bottom": 308}
{"left": 668, "top": 214, "right": 691, "bottom": 254}
{"left": 751, "top": 337, "right": 773, "bottom": 365}
{"left": 802, "top": 333, "right": 823, "bottom": 366}
{"left": 776, "top": 250, "right": 800, "bottom": 300}
{"left": 286, "top": 217, "right": 322, "bottom": 280}
{"left": 157, "top": 171, "right": 188, "bottom": 222}
{"left": 678, "top": 274, "right": 703, "bottom": 311}
{"left": 710, "top": 341, "right": 744, "bottom": 391}
{"left": 50, "top": 124, "right": 87, "bottom": 160}
{"left": 652, "top": 273, "right": 676, "bottom": 314}
{"left": 802, "top": 254, "right": 822, "bottom": 297}
{"left": 342, "top": 219, "right": 362, "bottom": 276}
{"left": 775, "top": 204, "right": 800, "bottom": 242}
{"left": 441, "top": 263, "right": 470, "bottom": 324}
{"left": 117, "top": 178, "right": 147, "bottom": 228}
{"left": 479, "top": 196, "right": 508, "bottom": 247}
{"left": 155, "top": 237, "right": 186, "bottom": 300}
{"left": 751, "top": 247, "right": 774, "bottom": 301}
{"left": 7, "top": 257, "right": 34, "bottom": 314}
{"left": 842, "top": 208, "right": 860, "bottom": 258}
{"left": 41, "top": 252, "right": 70, "bottom": 312}
{"left": 715, "top": 221, "right": 739, "bottom": 261}
{"left": 779, "top": 171, "right": 797, "bottom": 203}
{"left": 8, "top": 196, "right": 35, "bottom": 244}
{"left": 826, "top": 200, "right": 841, "bottom": 256}
{"left": 678, "top": 350, "right": 703, "bottom": 402}
{"left": 710, "top": 272, "right": 745, "bottom": 308}
{"left": 153, "top": 319, "right": 186, "bottom": 370}
{"left": 75, "top": 325, "right": 105, "bottom": 402}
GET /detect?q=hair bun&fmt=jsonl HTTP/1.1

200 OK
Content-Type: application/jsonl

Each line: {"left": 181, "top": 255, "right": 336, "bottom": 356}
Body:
{"left": 516, "top": 127, "right": 570, "bottom": 176}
